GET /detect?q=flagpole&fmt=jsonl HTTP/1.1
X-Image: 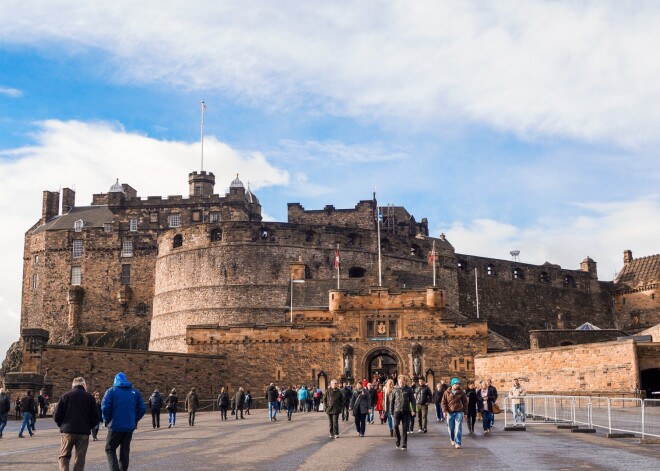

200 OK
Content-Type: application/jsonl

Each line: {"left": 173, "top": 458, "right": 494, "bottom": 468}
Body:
{"left": 432, "top": 240, "right": 436, "bottom": 287}
{"left": 475, "top": 267, "right": 480, "bottom": 319}
{"left": 336, "top": 244, "right": 340, "bottom": 289}
{"left": 377, "top": 205, "right": 382, "bottom": 287}
{"left": 200, "top": 100, "right": 206, "bottom": 171}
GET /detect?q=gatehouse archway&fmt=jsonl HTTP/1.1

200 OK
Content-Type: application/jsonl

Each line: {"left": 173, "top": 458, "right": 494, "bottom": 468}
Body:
{"left": 362, "top": 347, "right": 402, "bottom": 382}
{"left": 641, "top": 368, "right": 660, "bottom": 399}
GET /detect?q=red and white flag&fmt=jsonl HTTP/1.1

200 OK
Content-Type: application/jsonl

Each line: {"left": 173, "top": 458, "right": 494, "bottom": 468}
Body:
{"left": 334, "top": 247, "right": 340, "bottom": 270}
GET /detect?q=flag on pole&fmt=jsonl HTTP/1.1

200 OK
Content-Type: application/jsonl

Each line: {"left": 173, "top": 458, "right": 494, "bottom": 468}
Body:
{"left": 202, "top": 101, "right": 206, "bottom": 111}
{"left": 335, "top": 246, "right": 340, "bottom": 270}
{"left": 427, "top": 247, "right": 435, "bottom": 266}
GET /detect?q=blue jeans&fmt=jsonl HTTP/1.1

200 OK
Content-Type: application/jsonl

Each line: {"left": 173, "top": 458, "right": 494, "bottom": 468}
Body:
{"left": 268, "top": 402, "right": 278, "bottom": 420}
{"left": 514, "top": 403, "right": 525, "bottom": 425}
{"left": 0, "top": 413, "right": 7, "bottom": 435}
{"left": 435, "top": 403, "right": 443, "bottom": 420}
{"left": 367, "top": 410, "right": 374, "bottom": 423}
{"left": 386, "top": 411, "right": 393, "bottom": 431}
{"left": 20, "top": 411, "right": 33, "bottom": 436}
{"left": 168, "top": 411, "right": 176, "bottom": 425}
{"left": 447, "top": 411, "right": 463, "bottom": 445}
{"left": 481, "top": 410, "right": 493, "bottom": 431}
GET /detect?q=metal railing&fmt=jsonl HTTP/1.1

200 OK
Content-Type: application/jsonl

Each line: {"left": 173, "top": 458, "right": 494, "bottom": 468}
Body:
{"left": 502, "top": 395, "right": 660, "bottom": 438}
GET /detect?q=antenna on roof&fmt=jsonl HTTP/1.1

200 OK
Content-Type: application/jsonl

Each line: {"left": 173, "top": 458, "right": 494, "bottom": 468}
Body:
{"left": 510, "top": 250, "right": 520, "bottom": 261}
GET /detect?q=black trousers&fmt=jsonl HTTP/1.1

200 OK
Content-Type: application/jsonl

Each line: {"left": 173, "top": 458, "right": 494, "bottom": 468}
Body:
{"left": 287, "top": 406, "right": 294, "bottom": 420}
{"left": 393, "top": 411, "right": 411, "bottom": 447}
{"left": 188, "top": 411, "right": 195, "bottom": 426}
{"left": 220, "top": 406, "right": 228, "bottom": 420}
{"left": 354, "top": 412, "right": 367, "bottom": 435}
{"left": 342, "top": 404, "right": 350, "bottom": 421}
{"left": 151, "top": 409, "right": 160, "bottom": 428}
{"left": 327, "top": 413, "right": 340, "bottom": 436}
{"left": 105, "top": 430, "right": 132, "bottom": 471}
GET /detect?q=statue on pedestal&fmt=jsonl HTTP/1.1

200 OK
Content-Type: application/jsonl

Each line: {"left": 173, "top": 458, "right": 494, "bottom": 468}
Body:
{"left": 342, "top": 345, "right": 354, "bottom": 379}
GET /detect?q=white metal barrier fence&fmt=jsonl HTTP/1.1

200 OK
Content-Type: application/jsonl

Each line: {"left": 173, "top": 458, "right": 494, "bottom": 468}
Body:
{"left": 502, "top": 395, "right": 660, "bottom": 438}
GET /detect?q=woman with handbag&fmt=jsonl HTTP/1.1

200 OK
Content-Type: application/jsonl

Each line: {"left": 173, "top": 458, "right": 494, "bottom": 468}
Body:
{"left": 376, "top": 384, "right": 385, "bottom": 424}
{"left": 476, "top": 380, "right": 496, "bottom": 434}
{"left": 349, "top": 383, "right": 372, "bottom": 437}
{"left": 165, "top": 388, "right": 178, "bottom": 428}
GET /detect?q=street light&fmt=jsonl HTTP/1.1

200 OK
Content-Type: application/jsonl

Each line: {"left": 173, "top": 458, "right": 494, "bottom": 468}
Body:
{"left": 290, "top": 278, "right": 305, "bottom": 323}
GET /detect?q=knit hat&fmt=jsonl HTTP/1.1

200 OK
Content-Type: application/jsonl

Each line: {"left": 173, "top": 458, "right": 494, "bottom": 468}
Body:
{"left": 450, "top": 377, "right": 460, "bottom": 386}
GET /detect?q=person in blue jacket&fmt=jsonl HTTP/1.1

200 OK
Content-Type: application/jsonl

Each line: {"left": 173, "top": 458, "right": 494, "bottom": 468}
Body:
{"left": 101, "top": 372, "right": 146, "bottom": 471}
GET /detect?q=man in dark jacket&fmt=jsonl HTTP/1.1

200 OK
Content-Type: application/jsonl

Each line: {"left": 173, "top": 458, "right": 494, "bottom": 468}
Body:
{"left": 390, "top": 375, "right": 416, "bottom": 450}
{"left": 441, "top": 377, "right": 469, "bottom": 449}
{"left": 341, "top": 383, "right": 352, "bottom": 422}
{"left": 415, "top": 378, "right": 432, "bottom": 433}
{"left": 367, "top": 383, "right": 378, "bottom": 424}
{"left": 283, "top": 385, "right": 297, "bottom": 421}
{"left": 322, "top": 379, "right": 344, "bottom": 438}
{"left": 54, "top": 377, "right": 101, "bottom": 471}
{"left": 18, "top": 390, "right": 37, "bottom": 438}
{"left": 0, "top": 387, "right": 10, "bottom": 439}
{"left": 487, "top": 379, "right": 498, "bottom": 428}
{"left": 102, "top": 372, "right": 146, "bottom": 471}
{"left": 148, "top": 390, "right": 163, "bottom": 429}
{"left": 186, "top": 388, "right": 199, "bottom": 426}
{"left": 266, "top": 383, "right": 279, "bottom": 422}
{"left": 235, "top": 387, "right": 246, "bottom": 419}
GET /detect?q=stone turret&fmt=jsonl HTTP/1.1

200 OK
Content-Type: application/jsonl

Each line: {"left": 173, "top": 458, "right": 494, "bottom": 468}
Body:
{"left": 188, "top": 171, "right": 215, "bottom": 197}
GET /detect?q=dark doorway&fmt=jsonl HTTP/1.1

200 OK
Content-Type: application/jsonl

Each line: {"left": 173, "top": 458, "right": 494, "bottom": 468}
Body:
{"left": 367, "top": 352, "right": 398, "bottom": 381}
{"left": 641, "top": 368, "right": 660, "bottom": 399}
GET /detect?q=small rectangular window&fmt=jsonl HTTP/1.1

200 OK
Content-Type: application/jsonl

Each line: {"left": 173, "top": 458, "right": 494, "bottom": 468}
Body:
{"left": 192, "top": 210, "right": 201, "bottom": 222}
{"left": 209, "top": 212, "right": 220, "bottom": 223}
{"left": 72, "top": 240, "right": 83, "bottom": 258}
{"left": 104, "top": 223, "right": 113, "bottom": 233}
{"left": 121, "top": 264, "right": 131, "bottom": 285}
{"left": 74, "top": 220, "right": 83, "bottom": 232}
{"left": 121, "top": 241, "right": 133, "bottom": 257}
{"left": 71, "top": 266, "right": 82, "bottom": 285}
{"left": 129, "top": 218, "right": 138, "bottom": 232}
{"left": 32, "top": 273, "right": 38, "bottom": 289}
{"left": 168, "top": 214, "right": 181, "bottom": 228}
{"left": 389, "top": 320, "right": 397, "bottom": 337}
{"left": 367, "top": 321, "right": 375, "bottom": 337}
{"left": 150, "top": 212, "right": 158, "bottom": 223}
{"left": 194, "top": 186, "right": 202, "bottom": 196}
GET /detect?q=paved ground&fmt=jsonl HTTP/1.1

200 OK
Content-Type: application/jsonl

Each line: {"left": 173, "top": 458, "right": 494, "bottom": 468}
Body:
{"left": 0, "top": 411, "right": 658, "bottom": 470}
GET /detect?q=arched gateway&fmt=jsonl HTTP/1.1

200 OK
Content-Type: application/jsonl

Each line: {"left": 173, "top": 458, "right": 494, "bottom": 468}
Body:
{"left": 363, "top": 347, "right": 403, "bottom": 381}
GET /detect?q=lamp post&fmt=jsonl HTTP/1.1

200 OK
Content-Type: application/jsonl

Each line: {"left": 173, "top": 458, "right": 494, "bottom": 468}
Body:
{"left": 290, "top": 278, "right": 305, "bottom": 323}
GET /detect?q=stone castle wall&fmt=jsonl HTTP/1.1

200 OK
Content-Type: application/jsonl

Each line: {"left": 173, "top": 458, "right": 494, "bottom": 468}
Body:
{"left": 613, "top": 285, "right": 660, "bottom": 331}
{"left": 529, "top": 329, "right": 627, "bottom": 349}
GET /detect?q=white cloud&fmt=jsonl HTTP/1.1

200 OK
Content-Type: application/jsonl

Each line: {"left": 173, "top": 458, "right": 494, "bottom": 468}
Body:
{"left": 3, "top": 2, "right": 660, "bottom": 147}
{"left": 0, "top": 119, "right": 289, "bottom": 357}
{"left": 0, "top": 86, "right": 22, "bottom": 97}
{"left": 277, "top": 139, "right": 410, "bottom": 165}
{"left": 442, "top": 196, "right": 660, "bottom": 281}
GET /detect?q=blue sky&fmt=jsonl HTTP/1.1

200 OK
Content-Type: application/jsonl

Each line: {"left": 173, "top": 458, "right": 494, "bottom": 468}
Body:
{"left": 1, "top": 1, "right": 659, "bottom": 358}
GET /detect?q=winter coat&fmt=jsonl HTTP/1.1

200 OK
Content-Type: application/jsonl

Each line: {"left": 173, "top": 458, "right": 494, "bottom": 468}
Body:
{"left": 466, "top": 388, "right": 477, "bottom": 416}
{"left": 217, "top": 392, "right": 229, "bottom": 408}
{"left": 390, "top": 385, "right": 416, "bottom": 414}
{"left": 375, "top": 391, "right": 384, "bottom": 411}
{"left": 509, "top": 384, "right": 526, "bottom": 406}
{"left": 297, "top": 388, "right": 308, "bottom": 402}
{"left": 101, "top": 372, "right": 146, "bottom": 433}
{"left": 432, "top": 389, "right": 443, "bottom": 405}
{"left": 54, "top": 385, "right": 100, "bottom": 435}
{"left": 367, "top": 387, "right": 378, "bottom": 408}
{"left": 0, "top": 393, "right": 10, "bottom": 414}
{"left": 441, "top": 387, "right": 468, "bottom": 416}
{"left": 266, "top": 386, "right": 279, "bottom": 402}
{"left": 342, "top": 387, "right": 352, "bottom": 406}
{"left": 350, "top": 389, "right": 372, "bottom": 415}
{"left": 20, "top": 395, "right": 37, "bottom": 415}
{"left": 148, "top": 392, "right": 163, "bottom": 411}
{"left": 186, "top": 391, "right": 200, "bottom": 412}
{"left": 415, "top": 385, "right": 432, "bottom": 406}
{"left": 283, "top": 389, "right": 297, "bottom": 408}
{"left": 322, "top": 387, "right": 344, "bottom": 415}
{"left": 476, "top": 388, "right": 496, "bottom": 413}
{"left": 166, "top": 394, "right": 179, "bottom": 411}
{"left": 235, "top": 390, "right": 245, "bottom": 408}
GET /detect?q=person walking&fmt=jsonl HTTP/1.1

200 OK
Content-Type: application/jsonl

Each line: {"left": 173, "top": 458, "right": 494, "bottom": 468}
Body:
{"left": 322, "top": 379, "right": 344, "bottom": 438}
{"left": 297, "top": 385, "right": 308, "bottom": 413}
{"left": 390, "top": 375, "right": 415, "bottom": 450}
{"left": 415, "top": 378, "right": 432, "bottom": 433}
{"left": 266, "top": 383, "right": 279, "bottom": 422}
{"left": 245, "top": 391, "right": 252, "bottom": 415}
{"left": 165, "top": 389, "right": 178, "bottom": 428}
{"left": 15, "top": 395, "right": 22, "bottom": 420}
{"left": 101, "top": 372, "right": 146, "bottom": 471}
{"left": 91, "top": 391, "right": 102, "bottom": 441}
{"left": 375, "top": 383, "right": 385, "bottom": 424}
{"left": 217, "top": 388, "right": 229, "bottom": 421}
{"left": 383, "top": 379, "right": 395, "bottom": 437}
{"left": 18, "top": 389, "right": 37, "bottom": 438}
{"left": 432, "top": 383, "right": 444, "bottom": 422}
{"left": 341, "top": 383, "right": 352, "bottom": 422}
{"left": 476, "top": 380, "right": 496, "bottom": 434}
{"left": 54, "top": 377, "right": 101, "bottom": 471}
{"left": 283, "top": 385, "right": 297, "bottom": 421}
{"left": 350, "top": 383, "right": 372, "bottom": 437}
{"left": 465, "top": 382, "right": 477, "bottom": 435}
{"left": 38, "top": 389, "right": 47, "bottom": 418}
{"left": 366, "top": 383, "right": 377, "bottom": 424}
{"left": 234, "top": 387, "right": 246, "bottom": 420}
{"left": 487, "top": 379, "right": 498, "bottom": 429}
{"left": 148, "top": 390, "right": 163, "bottom": 429}
{"left": 441, "top": 377, "right": 468, "bottom": 449}
{"left": 0, "top": 388, "right": 10, "bottom": 439}
{"left": 509, "top": 378, "right": 526, "bottom": 427}
{"left": 186, "top": 388, "right": 199, "bottom": 426}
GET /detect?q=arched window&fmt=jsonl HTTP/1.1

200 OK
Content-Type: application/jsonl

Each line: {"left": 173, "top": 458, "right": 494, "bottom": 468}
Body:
{"left": 486, "top": 264, "right": 495, "bottom": 276}
{"left": 74, "top": 219, "right": 84, "bottom": 232}
{"left": 563, "top": 275, "right": 575, "bottom": 287}
{"left": 513, "top": 268, "right": 524, "bottom": 280}
{"left": 540, "top": 272, "right": 550, "bottom": 283}
{"left": 210, "top": 228, "right": 222, "bottom": 242}
{"left": 305, "top": 230, "right": 314, "bottom": 243}
{"left": 348, "top": 267, "right": 366, "bottom": 278}
{"left": 173, "top": 234, "right": 183, "bottom": 248}
{"left": 410, "top": 244, "right": 423, "bottom": 258}
{"left": 457, "top": 260, "right": 468, "bottom": 272}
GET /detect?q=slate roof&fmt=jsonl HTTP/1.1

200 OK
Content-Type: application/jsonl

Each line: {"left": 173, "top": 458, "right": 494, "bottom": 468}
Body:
{"left": 33, "top": 205, "right": 115, "bottom": 233}
{"left": 576, "top": 322, "right": 601, "bottom": 331}
{"left": 615, "top": 254, "right": 660, "bottom": 289}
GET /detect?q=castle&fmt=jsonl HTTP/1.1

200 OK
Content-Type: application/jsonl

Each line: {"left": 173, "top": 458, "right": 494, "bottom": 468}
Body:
{"left": 4, "top": 168, "right": 659, "bottom": 399}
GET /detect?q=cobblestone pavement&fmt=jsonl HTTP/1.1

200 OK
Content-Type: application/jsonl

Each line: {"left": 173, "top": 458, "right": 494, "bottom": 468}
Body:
{"left": 0, "top": 411, "right": 658, "bottom": 470}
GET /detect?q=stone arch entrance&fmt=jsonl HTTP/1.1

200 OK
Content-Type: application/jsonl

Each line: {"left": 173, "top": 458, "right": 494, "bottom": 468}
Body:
{"left": 363, "top": 347, "right": 402, "bottom": 381}
{"left": 641, "top": 368, "right": 660, "bottom": 399}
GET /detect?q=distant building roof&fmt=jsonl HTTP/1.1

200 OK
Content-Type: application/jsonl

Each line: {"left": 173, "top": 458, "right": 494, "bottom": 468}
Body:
{"left": 33, "top": 206, "right": 114, "bottom": 233}
{"left": 230, "top": 174, "right": 244, "bottom": 189}
{"left": 109, "top": 179, "right": 125, "bottom": 194}
{"left": 576, "top": 322, "right": 601, "bottom": 331}
{"left": 615, "top": 254, "right": 660, "bottom": 289}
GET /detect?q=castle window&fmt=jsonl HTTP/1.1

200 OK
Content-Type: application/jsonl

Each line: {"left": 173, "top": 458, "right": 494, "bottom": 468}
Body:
{"left": 74, "top": 219, "right": 83, "bottom": 232}
{"left": 173, "top": 234, "right": 183, "bottom": 248}
{"left": 71, "top": 266, "right": 82, "bottom": 286}
{"left": 366, "top": 321, "right": 375, "bottom": 337}
{"left": 192, "top": 210, "right": 202, "bottom": 222}
{"left": 72, "top": 240, "right": 83, "bottom": 258}
{"left": 349, "top": 267, "right": 366, "bottom": 278}
{"left": 210, "top": 228, "right": 222, "bottom": 242}
{"left": 121, "top": 241, "right": 133, "bottom": 257}
{"left": 104, "top": 223, "right": 113, "bottom": 233}
{"left": 209, "top": 212, "right": 220, "bottom": 223}
{"left": 121, "top": 264, "right": 131, "bottom": 285}
{"left": 194, "top": 186, "right": 202, "bottom": 196}
{"left": 34, "top": 255, "right": 39, "bottom": 264}
{"left": 389, "top": 320, "right": 397, "bottom": 337}
{"left": 563, "top": 275, "right": 575, "bottom": 287}
{"left": 168, "top": 214, "right": 181, "bottom": 228}
{"left": 137, "top": 303, "right": 148, "bottom": 315}
{"left": 150, "top": 212, "right": 158, "bottom": 223}
{"left": 513, "top": 268, "right": 524, "bottom": 280}
{"left": 410, "top": 244, "right": 423, "bottom": 258}
{"left": 540, "top": 272, "right": 550, "bottom": 283}
{"left": 486, "top": 264, "right": 495, "bottom": 276}
{"left": 32, "top": 273, "right": 38, "bottom": 290}
{"left": 261, "top": 229, "right": 269, "bottom": 239}
{"left": 129, "top": 218, "right": 138, "bottom": 232}
{"left": 458, "top": 260, "right": 468, "bottom": 272}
